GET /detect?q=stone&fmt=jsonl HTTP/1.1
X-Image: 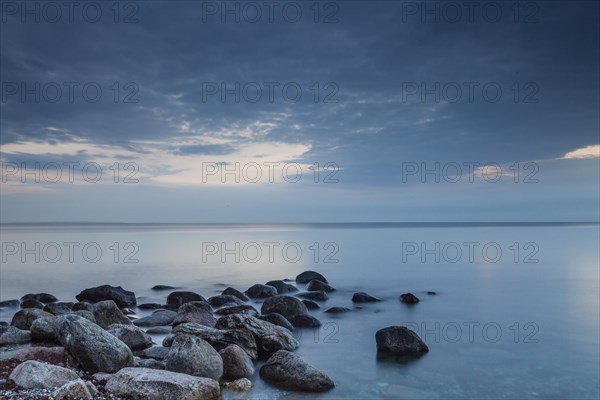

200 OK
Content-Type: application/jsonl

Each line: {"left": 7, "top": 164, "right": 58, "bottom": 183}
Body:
{"left": 352, "top": 292, "right": 382, "bottom": 303}
{"left": 375, "top": 326, "right": 429, "bottom": 355}
{"left": 92, "top": 300, "right": 132, "bottom": 329}
{"left": 76, "top": 285, "right": 136, "bottom": 307}
{"left": 106, "top": 367, "right": 220, "bottom": 400}
{"left": 151, "top": 285, "right": 179, "bottom": 291}
{"left": 165, "top": 334, "right": 223, "bottom": 380}
{"left": 107, "top": 324, "right": 153, "bottom": 350}
{"left": 136, "top": 346, "right": 170, "bottom": 360}
{"left": 9, "top": 360, "right": 79, "bottom": 389}
{"left": 0, "top": 299, "right": 20, "bottom": 308}
{"left": 71, "top": 310, "right": 96, "bottom": 323}
{"left": 208, "top": 295, "right": 244, "bottom": 307}
{"left": 222, "top": 377, "right": 252, "bottom": 392}
{"left": 146, "top": 326, "right": 172, "bottom": 334}
{"left": 246, "top": 284, "right": 277, "bottom": 299}
{"left": 427, "top": 291, "right": 437, "bottom": 295}
{"left": 166, "top": 291, "right": 206, "bottom": 307}
{"left": 10, "top": 347, "right": 78, "bottom": 368}
{"left": 138, "top": 303, "right": 163, "bottom": 310}
{"left": 43, "top": 302, "right": 74, "bottom": 315}
{"left": 222, "top": 287, "right": 250, "bottom": 301}
{"left": 296, "top": 291, "right": 328, "bottom": 301}
{"left": 133, "top": 309, "right": 177, "bottom": 327}
{"left": 258, "top": 313, "right": 294, "bottom": 331}
{"left": 53, "top": 378, "right": 93, "bottom": 399}
{"left": 324, "top": 306, "right": 351, "bottom": 314}
{"left": 168, "top": 323, "right": 258, "bottom": 359}
{"left": 306, "top": 279, "right": 335, "bottom": 292}
{"left": 219, "top": 344, "right": 255, "bottom": 379}
{"left": 72, "top": 302, "right": 94, "bottom": 312}
{"left": 11, "top": 308, "right": 54, "bottom": 330}
{"left": 399, "top": 293, "right": 420, "bottom": 304}
{"left": 0, "top": 325, "right": 31, "bottom": 345}
{"left": 295, "top": 271, "right": 328, "bottom": 284}
{"left": 260, "top": 350, "right": 335, "bottom": 392}
{"left": 290, "top": 314, "right": 321, "bottom": 328}
{"left": 30, "top": 316, "right": 57, "bottom": 340}
{"left": 20, "top": 299, "right": 45, "bottom": 309}
{"left": 265, "top": 280, "right": 298, "bottom": 294}
{"left": 302, "top": 300, "right": 320, "bottom": 310}
{"left": 136, "top": 358, "right": 166, "bottom": 369}
{"left": 21, "top": 293, "right": 58, "bottom": 304}
{"left": 214, "top": 304, "right": 258, "bottom": 317}
{"left": 172, "top": 302, "right": 216, "bottom": 327}
{"left": 54, "top": 314, "right": 133, "bottom": 373}
{"left": 261, "top": 295, "right": 308, "bottom": 321}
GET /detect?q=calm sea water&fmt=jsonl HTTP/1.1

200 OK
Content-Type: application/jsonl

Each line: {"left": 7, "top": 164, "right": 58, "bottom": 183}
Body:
{"left": 1, "top": 223, "right": 598, "bottom": 399}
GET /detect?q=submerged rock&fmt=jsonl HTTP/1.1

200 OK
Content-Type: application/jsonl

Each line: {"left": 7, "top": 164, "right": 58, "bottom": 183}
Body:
{"left": 261, "top": 295, "right": 308, "bottom": 321}
{"left": 260, "top": 350, "right": 335, "bottom": 392}
{"left": 9, "top": 360, "right": 79, "bottom": 389}
{"left": 151, "top": 285, "right": 179, "bottom": 291}
{"left": 400, "top": 293, "right": 420, "bottom": 304}
{"left": 245, "top": 284, "right": 277, "bottom": 299}
{"left": 352, "top": 292, "right": 382, "bottom": 303}
{"left": 165, "top": 334, "right": 223, "bottom": 380}
{"left": 76, "top": 285, "right": 136, "bottom": 308}
{"left": 375, "top": 326, "right": 429, "bottom": 356}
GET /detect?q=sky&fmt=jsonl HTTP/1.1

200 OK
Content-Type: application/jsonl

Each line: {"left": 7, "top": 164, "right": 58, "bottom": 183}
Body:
{"left": 0, "top": 0, "right": 599, "bottom": 223}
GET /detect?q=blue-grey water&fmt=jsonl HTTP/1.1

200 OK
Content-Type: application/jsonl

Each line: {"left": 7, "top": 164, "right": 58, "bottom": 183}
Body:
{"left": 0, "top": 223, "right": 598, "bottom": 399}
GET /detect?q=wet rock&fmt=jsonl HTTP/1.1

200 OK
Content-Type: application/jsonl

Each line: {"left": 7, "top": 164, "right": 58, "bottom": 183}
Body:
{"left": 53, "top": 378, "right": 93, "bottom": 399}
{"left": 165, "top": 334, "right": 223, "bottom": 380}
{"left": 296, "top": 271, "right": 328, "bottom": 284}
{"left": 172, "top": 302, "right": 216, "bottom": 327}
{"left": 20, "top": 299, "right": 45, "bottom": 309}
{"left": 258, "top": 313, "right": 294, "bottom": 331}
{"left": 167, "top": 323, "right": 258, "bottom": 359}
{"left": 76, "top": 285, "right": 136, "bottom": 308}
{"left": 10, "top": 347, "right": 77, "bottom": 367}
{"left": 375, "top": 326, "right": 429, "bottom": 355}
{"left": 302, "top": 300, "right": 320, "bottom": 310}
{"left": 261, "top": 295, "right": 308, "bottom": 321}
{"left": 107, "top": 324, "right": 153, "bottom": 351}
{"left": 72, "top": 302, "right": 94, "bottom": 312}
{"left": 296, "top": 291, "right": 328, "bottom": 301}
{"left": 136, "top": 345, "right": 170, "bottom": 360}
{"left": 92, "top": 300, "right": 132, "bottom": 329}
{"left": 138, "top": 303, "right": 163, "bottom": 310}
{"left": 166, "top": 291, "right": 206, "bottom": 307}
{"left": 352, "top": 292, "right": 382, "bottom": 303}
{"left": 266, "top": 280, "right": 298, "bottom": 294}
{"left": 208, "top": 295, "right": 244, "bottom": 308}
{"left": 30, "top": 316, "right": 57, "bottom": 340}
{"left": 216, "top": 314, "right": 298, "bottom": 358}
{"left": 324, "top": 307, "right": 351, "bottom": 314}
{"left": 151, "top": 285, "right": 179, "bottom": 290}
{"left": 146, "top": 326, "right": 172, "bottom": 334}
{"left": 222, "top": 377, "right": 252, "bottom": 392}
{"left": 0, "top": 299, "right": 20, "bottom": 308}
{"left": 399, "top": 293, "right": 420, "bottom": 304}
{"left": 306, "top": 280, "right": 335, "bottom": 293}
{"left": 222, "top": 287, "right": 250, "bottom": 302}
{"left": 214, "top": 304, "right": 258, "bottom": 316}
{"left": 43, "top": 302, "right": 74, "bottom": 315}
{"left": 246, "top": 284, "right": 277, "bottom": 299}
{"left": 260, "top": 350, "right": 335, "bottom": 392}
{"left": 219, "top": 344, "right": 255, "bottom": 379}
{"left": 0, "top": 325, "right": 31, "bottom": 345}
{"left": 290, "top": 315, "right": 321, "bottom": 328}
{"left": 133, "top": 309, "right": 177, "bottom": 327}
{"left": 106, "top": 367, "right": 220, "bottom": 400}
{"left": 9, "top": 360, "right": 79, "bottom": 389}
{"left": 21, "top": 293, "right": 58, "bottom": 304}
{"left": 11, "top": 308, "right": 54, "bottom": 330}
{"left": 54, "top": 314, "right": 133, "bottom": 373}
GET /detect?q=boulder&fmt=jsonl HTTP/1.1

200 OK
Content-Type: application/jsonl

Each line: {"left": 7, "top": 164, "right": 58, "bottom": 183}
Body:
{"left": 76, "top": 285, "right": 136, "bottom": 307}
{"left": 306, "top": 280, "right": 335, "bottom": 292}
{"left": 375, "top": 326, "right": 429, "bottom": 355}
{"left": 214, "top": 304, "right": 258, "bottom": 317}
{"left": 21, "top": 293, "right": 58, "bottom": 304}
{"left": 43, "top": 302, "right": 74, "bottom": 315}
{"left": 260, "top": 350, "right": 335, "bottom": 392}
{"left": 167, "top": 323, "right": 258, "bottom": 359}
{"left": 399, "top": 293, "right": 420, "bottom": 304}
{"left": 290, "top": 314, "right": 321, "bottom": 328}
{"left": 0, "top": 325, "right": 31, "bottom": 345}
{"left": 296, "top": 291, "right": 328, "bottom": 301}
{"left": 54, "top": 314, "right": 133, "bottom": 373}
{"left": 30, "top": 316, "right": 57, "bottom": 340}
{"left": 136, "top": 346, "right": 170, "bottom": 360}
{"left": 219, "top": 344, "right": 255, "bottom": 379}
{"left": 53, "top": 378, "right": 94, "bottom": 399}
{"left": 258, "top": 313, "right": 294, "bottom": 331}
{"left": 107, "top": 324, "right": 153, "bottom": 351}
{"left": 222, "top": 377, "right": 252, "bottom": 392}
{"left": 222, "top": 287, "right": 250, "bottom": 301}
{"left": 92, "top": 300, "right": 132, "bottom": 329}
{"left": 166, "top": 291, "right": 206, "bottom": 307}
{"left": 302, "top": 300, "right": 320, "bottom": 310}
{"left": 216, "top": 314, "right": 298, "bottom": 357}
{"left": 246, "top": 284, "right": 277, "bottom": 299}
{"left": 10, "top": 346, "right": 77, "bottom": 367}
{"left": 165, "top": 334, "right": 223, "bottom": 380}
{"left": 265, "top": 280, "right": 298, "bottom": 294}
{"left": 296, "top": 271, "right": 328, "bottom": 284}
{"left": 11, "top": 308, "right": 54, "bottom": 330}
{"left": 208, "top": 295, "right": 244, "bottom": 307}
{"left": 172, "top": 302, "right": 216, "bottom": 327}
{"left": 9, "top": 360, "right": 79, "bottom": 389}
{"left": 106, "top": 367, "right": 220, "bottom": 400}
{"left": 136, "top": 358, "right": 166, "bottom": 369}
{"left": 133, "top": 309, "right": 177, "bottom": 327}
{"left": 352, "top": 292, "right": 382, "bottom": 303}
{"left": 261, "top": 295, "right": 308, "bottom": 321}
{"left": 0, "top": 299, "right": 20, "bottom": 308}
{"left": 71, "top": 310, "right": 96, "bottom": 323}
{"left": 20, "top": 299, "right": 45, "bottom": 309}
{"left": 72, "top": 302, "right": 94, "bottom": 312}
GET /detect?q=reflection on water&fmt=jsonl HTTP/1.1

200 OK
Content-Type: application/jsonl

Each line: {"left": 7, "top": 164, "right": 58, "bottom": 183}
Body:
{"left": 1, "top": 224, "right": 598, "bottom": 399}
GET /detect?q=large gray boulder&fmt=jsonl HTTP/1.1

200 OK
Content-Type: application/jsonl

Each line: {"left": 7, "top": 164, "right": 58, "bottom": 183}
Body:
{"left": 167, "top": 323, "right": 257, "bottom": 359}
{"left": 107, "top": 324, "right": 153, "bottom": 351}
{"left": 261, "top": 295, "right": 308, "bottom": 321}
{"left": 0, "top": 325, "right": 31, "bottom": 345}
{"left": 92, "top": 300, "right": 132, "bottom": 329}
{"left": 375, "top": 326, "right": 429, "bottom": 355}
{"left": 165, "top": 334, "right": 223, "bottom": 380}
{"left": 219, "top": 344, "right": 255, "bottom": 379}
{"left": 216, "top": 314, "right": 298, "bottom": 357}
{"left": 106, "top": 367, "right": 220, "bottom": 400}
{"left": 172, "top": 302, "right": 215, "bottom": 327}
{"left": 133, "top": 309, "right": 177, "bottom": 327}
{"left": 9, "top": 360, "right": 79, "bottom": 389}
{"left": 76, "top": 285, "right": 136, "bottom": 307}
{"left": 260, "top": 350, "right": 335, "bottom": 392}
{"left": 11, "top": 308, "right": 54, "bottom": 330}
{"left": 54, "top": 314, "right": 133, "bottom": 373}
{"left": 30, "top": 316, "right": 57, "bottom": 340}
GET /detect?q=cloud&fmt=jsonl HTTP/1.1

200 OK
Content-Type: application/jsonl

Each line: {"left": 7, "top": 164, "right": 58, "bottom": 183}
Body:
{"left": 561, "top": 144, "right": 600, "bottom": 159}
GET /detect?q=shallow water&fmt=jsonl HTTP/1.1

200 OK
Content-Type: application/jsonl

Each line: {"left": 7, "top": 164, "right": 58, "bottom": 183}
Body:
{"left": 1, "top": 223, "right": 598, "bottom": 399}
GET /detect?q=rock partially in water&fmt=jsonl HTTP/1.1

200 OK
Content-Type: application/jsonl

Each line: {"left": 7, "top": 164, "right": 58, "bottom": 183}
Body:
{"left": 53, "top": 378, "right": 94, "bottom": 399}
{"left": 30, "top": 316, "right": 57, "bottom": 341}
{"left": 296, "top": 291, "right": 328, "bottom": 301}
{"left": 20, "top": 299, "right": 45, "bottom": 309}
{"left": 43, "top": 302, "right": 74, "bottom": 315}
{"left": 352, "top": 292, "right": 382, "bottom": 303}
{"left": 166, "top": 291, "right": 206, "bottom": 307}
{"left": 302, "top": 300, "right": 320, "bottom": 310}
{"left": 427, "top": 291, "right": 437, "bottom": 295}
{"left": 306, "top": 280, "right": 335, "bottom": 293}
{"left": 222, "top": 377, "right": 252, "bottom": 392}
{"left": 214, "top": 304, "right": 258, "bottom": 317}
{"left": 133, "top": 309, "right": 177, "bottom": 327}
{"left": 106, "top": 367, "right": 220, "bottom": 400}
{"left": 138, "top": 303, "right": 163, "bottom": 310}
{"left": 246, "top": 284, "right": 277, "bottom": 299}
{"left": 0, "top": 299, "right": 20, "bottom": 308}
{"left": 165, "top": 334, "right": 223, "bottom": 380}
{"left": 21, "top": 293, "right": 58, "bottom": 304}
{"left": 219, "top": 344, "right": 255, "bottom": 379}
{"left": 261, "top": 295, "right": 308, "bottom": 321}
{"left": 216, "top": 314, "right": 298, "bottom": 358}
{"left": 296, "top": 271, "right": 328, "bottom": 284}
{"left": 0, "top": 325, "right": 31, "bottom": 345}
{"left": 76, "top": 285, "right": 136, "bottom": 308}
{"left": 260, "top": 350, "right": 335, "bottom": 392}
{"left": 324, "top": 307, "right": 351, "bottom": 314}
{"left": 172, "top": 301, "right": 216, "bottom": 327}
{"left": 258, "top": 313, "right": 294, "bottom": 331}
{"left": 145, "top": 326, "right": 172, "bottom": 334}
{"left": 11, "top": 308, "right": 54, "bottom": 330}
{"left": 54, "top": 314, "right": 133, "bottom": 373}
{"left": 375, "top": 326, "right": 429, "bottom": 356}
{"left": 266, "top": 280, "right": 298, "bottom": 294}
{"left": 9, "top": 360, "right": 79, "bottom": 389}
{"left": 290, "top": 315, "right": 321, "bottom": 328}
{"left": 107, "top": 324, "right": 153, "bottom": 351}
{"left": 151, "top": 285, "right": 179, "bottom": 291}
{"left": 222, "top": 287, "right": 250, "bottom": 302}
{"left": 208, "top": 295, "right": 244, "bottom": 307}
{"left": 92, "top": 300, "right": 132, "bottom": 329}
{"left": 399, "top": 293, "right": 420, "bottom": 304}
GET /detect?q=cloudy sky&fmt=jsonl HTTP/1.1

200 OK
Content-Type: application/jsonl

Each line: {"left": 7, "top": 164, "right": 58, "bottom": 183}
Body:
{"left": 1, "top": 0, "right": 598, "bottom": 222}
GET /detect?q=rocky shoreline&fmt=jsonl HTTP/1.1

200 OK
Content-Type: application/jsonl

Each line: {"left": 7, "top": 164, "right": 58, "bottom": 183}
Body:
{"left": 0, "top": 271, "right": 430, "bottom": 399}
